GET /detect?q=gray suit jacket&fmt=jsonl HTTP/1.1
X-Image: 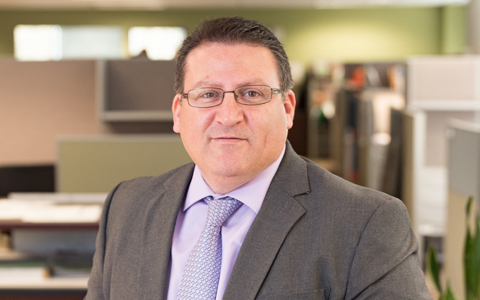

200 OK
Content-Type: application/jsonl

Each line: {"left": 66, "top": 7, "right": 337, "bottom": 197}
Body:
{"left": 85, "top": 143, "right": 432, "bottom": 300}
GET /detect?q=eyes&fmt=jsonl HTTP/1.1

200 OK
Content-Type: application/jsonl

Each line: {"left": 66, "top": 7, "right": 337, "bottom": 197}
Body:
{"left": 183, "top": 85, "right": 278, "bottom": 108}
{"left": 199, "top": 92, "right": 218, "bottom": 99}
{"left": 244, "top": 90, "right": 261, "bottom": 98}
{"left": 197, "top": 88, "right": 264, "bottom": 99}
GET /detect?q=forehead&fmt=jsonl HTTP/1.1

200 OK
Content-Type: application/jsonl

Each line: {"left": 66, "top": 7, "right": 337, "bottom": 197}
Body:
{"left": 184, "top": 42, "right": 279, "bottom": 88}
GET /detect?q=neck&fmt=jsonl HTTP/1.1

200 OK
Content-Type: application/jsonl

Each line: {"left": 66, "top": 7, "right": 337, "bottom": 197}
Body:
{"left": 202, "top": 173, "right": 255, "bottom": 195}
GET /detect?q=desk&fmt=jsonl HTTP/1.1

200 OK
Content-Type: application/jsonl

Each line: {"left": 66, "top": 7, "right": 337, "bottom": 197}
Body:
{"left": 0, "top": 289, "right": 86, "bottom": 300}
{"left": 0, "top": 221, "right": 99, "bottom": 231}
{"left": 0, "top": 251, "right": 89, "bottom": 300}
{"left": 0, "top": 217, "right": 97, "bottom": 300}
{"left": 0, "top": 276, "right": 87, "bottom": 300}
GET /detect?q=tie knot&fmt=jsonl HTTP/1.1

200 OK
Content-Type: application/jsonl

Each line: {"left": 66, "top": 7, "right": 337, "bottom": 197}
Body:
{"left": 204, "top": 196, "right": 242, "bottom": 227}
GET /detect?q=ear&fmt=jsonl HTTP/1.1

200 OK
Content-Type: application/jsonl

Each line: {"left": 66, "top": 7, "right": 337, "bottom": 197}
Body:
{"left": 284, "top": 90, "right": 296, "bottom": 129}
{"left": 172, "top": 94, "right": 182, "bottom": 133}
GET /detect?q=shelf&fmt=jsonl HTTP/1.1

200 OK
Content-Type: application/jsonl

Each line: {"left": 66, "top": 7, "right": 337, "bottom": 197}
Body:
{"left": 101, "top": 110, "right": 173, "bottom": 122}
{"left": 409, "top": 100, "right": 480, "bottom": 111}
{"left": 0, "top": 251, "right": 89, "bottom": 292}
{"left": 0, "top": 276, "right": 88, "bottom": 290}
{"left": 97, "top": 60, "right": 176, "bottom": 122}
{"left": 0, "top": 221, "right": 98, "bottom": 231}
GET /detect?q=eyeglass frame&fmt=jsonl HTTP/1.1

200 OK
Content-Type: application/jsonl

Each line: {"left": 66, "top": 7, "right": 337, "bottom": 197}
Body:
{"left": 181, "top": 85, "right": 282, "bottom": 108}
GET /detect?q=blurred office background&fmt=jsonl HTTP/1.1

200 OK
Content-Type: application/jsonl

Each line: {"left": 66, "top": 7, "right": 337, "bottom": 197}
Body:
{"left": 0, "top": 0, "right": 479, "bottom": 299}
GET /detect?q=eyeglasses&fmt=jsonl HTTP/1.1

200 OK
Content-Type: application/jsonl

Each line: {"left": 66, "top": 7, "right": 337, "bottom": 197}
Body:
{"left": 182, "top": 85, "right": 282, "bottom": 108}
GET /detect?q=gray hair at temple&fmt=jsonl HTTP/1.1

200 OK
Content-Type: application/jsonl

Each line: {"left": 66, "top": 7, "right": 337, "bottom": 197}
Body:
{"left": 174, "top": 16, "right": 294, "bottom": 95}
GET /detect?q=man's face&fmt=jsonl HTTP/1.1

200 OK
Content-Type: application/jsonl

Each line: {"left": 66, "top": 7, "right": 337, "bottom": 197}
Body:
{"left": 172, "top": 42, "right": 295, "bottom": 193}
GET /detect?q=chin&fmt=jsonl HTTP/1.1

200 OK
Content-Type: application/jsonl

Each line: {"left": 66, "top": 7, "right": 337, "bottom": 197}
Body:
{"left": 212, "top": 161, "right": 246, "bottom": 178}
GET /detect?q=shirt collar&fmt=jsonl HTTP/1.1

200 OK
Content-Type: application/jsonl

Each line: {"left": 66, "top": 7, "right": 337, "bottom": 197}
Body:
{"left": 184, "top": 145, "right": 286, "bottom": 215}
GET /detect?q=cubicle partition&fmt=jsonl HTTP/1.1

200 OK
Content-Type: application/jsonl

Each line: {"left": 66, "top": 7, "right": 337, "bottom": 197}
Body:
{"left": 404, "top": 56, "right": 480, "bottom": 261}
{"left": 57, "top": 134, "right": 192, "bottom": 193}
{"left": 444, "top": 120, "right": 480, "bottom": 300}
{"left": 0, "top": 59, "right": 178, "bottom": 168}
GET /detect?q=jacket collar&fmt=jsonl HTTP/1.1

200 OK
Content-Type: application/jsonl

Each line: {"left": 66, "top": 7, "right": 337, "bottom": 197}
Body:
{"left": 137, "top": 163, "right": 195, "bottom": 300}
{"left": 223, "top": 142, "right": 310, "bottom": 300}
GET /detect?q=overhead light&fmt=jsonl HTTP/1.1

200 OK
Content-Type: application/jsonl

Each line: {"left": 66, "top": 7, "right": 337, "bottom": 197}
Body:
{"left": 69, "top": 0, "right": 165, "bottom": 9}
{"left": 0, "top": 0, "right": 469, "bottom": 9}
{"left": 314, "top": 0, "right": 469, "bottom": 8}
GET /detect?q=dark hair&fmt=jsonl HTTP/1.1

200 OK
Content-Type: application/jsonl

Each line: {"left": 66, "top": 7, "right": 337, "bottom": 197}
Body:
{"left": 174, "top": 16, "right": 294, "bottom": 94}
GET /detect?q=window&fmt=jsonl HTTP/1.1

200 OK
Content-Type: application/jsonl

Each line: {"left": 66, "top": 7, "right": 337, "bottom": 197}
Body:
{"left": 14, "top": 25, "right": 62, "bottom": 61}
{"left": 60, "top": 26, "right": 124, "bottom": 59}
{"left": 128, "top": 27, "right": 187, "bottom": 60}
{"left": 14, "top": 25, "right": 124, "bottom": 61}
{"left": 14, "top": 25, "right": 186, "bottom": 61}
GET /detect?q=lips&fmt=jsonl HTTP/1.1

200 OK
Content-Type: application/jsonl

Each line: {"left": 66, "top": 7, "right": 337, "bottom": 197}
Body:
{"left": 213, "top": 137, "right": 244, "bottom": 140}
{"left": 211, "top": 136, "right": 247, "bottom": 143}
{"left": 208, "top": 128, "right": 249, "bottom": 141}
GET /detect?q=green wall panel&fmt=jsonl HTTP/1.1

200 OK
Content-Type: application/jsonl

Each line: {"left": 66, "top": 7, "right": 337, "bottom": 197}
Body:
{"left": 57, "top": 135, "right": 192, "bottom": 193}
{"left": 0, "top": 7, "right": 464, "bottom": 63}
{"left": 441, "top": 5, "right": 467, "bottom": 54}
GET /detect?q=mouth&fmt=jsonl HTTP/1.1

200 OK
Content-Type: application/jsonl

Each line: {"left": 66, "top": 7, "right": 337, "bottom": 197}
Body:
{"left": 212, "top": 136, "right": 246, "bottom": 142}
{"left": 213, "top": 136, "right": 244, "bottom": 140}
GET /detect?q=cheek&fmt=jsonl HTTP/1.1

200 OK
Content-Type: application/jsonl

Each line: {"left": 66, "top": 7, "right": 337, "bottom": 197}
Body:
{"left": 181, "top": 110, "right": 214, "bottom": 138}
{"left": 263, "top": 106, "right": 288, "bottom": 129}
{"left": 266, "top": 110, "right": 289, "bottom": 140}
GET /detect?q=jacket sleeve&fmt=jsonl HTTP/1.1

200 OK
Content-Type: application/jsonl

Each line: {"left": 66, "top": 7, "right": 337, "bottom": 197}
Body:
{"left": 84, "top": 183, "right": 122, "bottom": 300}
{"left": 345, "top": 199, "right": 432, "bottom": 300}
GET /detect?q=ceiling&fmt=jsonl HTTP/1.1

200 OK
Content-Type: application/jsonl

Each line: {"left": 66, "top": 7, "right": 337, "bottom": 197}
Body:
{"left": 0, "top": 0, "right": 469, "bottom": 10}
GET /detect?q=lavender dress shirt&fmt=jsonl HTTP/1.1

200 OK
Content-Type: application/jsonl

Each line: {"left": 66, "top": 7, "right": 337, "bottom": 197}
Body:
{"left": 166, "top": 147, "right": 285, "bottom": 300}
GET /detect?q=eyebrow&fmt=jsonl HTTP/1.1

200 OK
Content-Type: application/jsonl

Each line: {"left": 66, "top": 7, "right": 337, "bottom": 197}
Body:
{"left": 192, "top": 78, "right": 268, "bottom": 89}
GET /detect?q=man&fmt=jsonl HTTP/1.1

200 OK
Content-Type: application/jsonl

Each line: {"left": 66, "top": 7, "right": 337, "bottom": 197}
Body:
{"left": 86, "top": 17, "right": 431, "bottom": 300}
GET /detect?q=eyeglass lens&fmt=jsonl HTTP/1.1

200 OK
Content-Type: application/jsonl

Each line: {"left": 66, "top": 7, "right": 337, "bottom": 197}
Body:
{"left": 186, "top": 85, "right": 274, "bottom": 108}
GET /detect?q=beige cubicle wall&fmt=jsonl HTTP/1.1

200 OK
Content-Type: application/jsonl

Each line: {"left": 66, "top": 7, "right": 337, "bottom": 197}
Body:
{"left": 0, "top": 59, "right": 102, "bottom": 165}
{"left": 57, "top": 135, "right": 192, "bottom": 193}
{"left": 0, "top": 59, "right": 177, "bottom": 167}
{"left": 444, "top": 120, "right": 480, "bottom": 300}
{"left": 404, "top": 56, "right": 480, "bottom": 252}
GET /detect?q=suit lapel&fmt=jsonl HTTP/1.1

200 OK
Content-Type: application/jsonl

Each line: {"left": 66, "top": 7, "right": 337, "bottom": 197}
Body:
{"left": 223, "top": 143, "right": 310, "bottom": 300}
{"left": 137, "top": 164, "right": 194, "bottom": 300}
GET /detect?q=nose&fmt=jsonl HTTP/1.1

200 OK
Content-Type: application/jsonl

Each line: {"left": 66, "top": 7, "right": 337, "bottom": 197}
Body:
{"left": 215, "top": 91, "right": 244, "bottom": 127}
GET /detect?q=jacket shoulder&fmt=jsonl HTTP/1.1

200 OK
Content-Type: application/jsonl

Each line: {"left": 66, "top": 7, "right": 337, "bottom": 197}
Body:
{"left": 302, "top": 157, "right": 403, "bottom": 210}
{"left": 109, "top": 162, "right": 195, "bottom": 207}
